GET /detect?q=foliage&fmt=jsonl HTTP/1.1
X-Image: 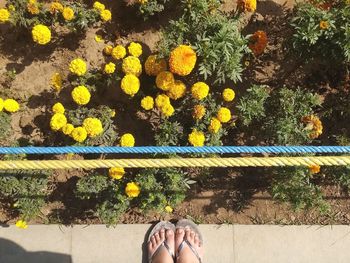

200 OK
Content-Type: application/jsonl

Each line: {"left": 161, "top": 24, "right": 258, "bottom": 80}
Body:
{"left": 159, "top": 0, "right": 249, "bottom": 84}
{"left": 0, "top": 112, "right": 12, "bottom": 141}
{"left": 270, "top": 167, "right": 330, "bottom": 213}
{"left": 75, "top": 173, "right": 130, "bottom": 225}
{"left": 238, "top": 86, "right": 321, "bottom": 145}
{"left": 135, "top": 168, "right": 188, "bottom": 211}
{"left": 291, "top": 0, "right": 350, "bottom": 62}
{"left": 237, "top": 85, "right": 270, "bottom": 126}
{"left": 154, "top": 119, "right": 184, "bottom": 146}
{"left": 0, "top": 154, "right": 51, "bottom": 221}
{"left": 128, "top": 0, "right": 172, "bottom": 19}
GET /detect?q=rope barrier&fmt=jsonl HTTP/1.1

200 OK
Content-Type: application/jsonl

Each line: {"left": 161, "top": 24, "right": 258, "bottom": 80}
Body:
{"left": 1, "top": 146, "right": 350, "bottom": 155}
{"left": 0, "top": 156, "right": 349, "bottom": 170}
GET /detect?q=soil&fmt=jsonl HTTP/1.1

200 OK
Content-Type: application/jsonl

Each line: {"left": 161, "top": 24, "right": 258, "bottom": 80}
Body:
{"left": 1, "top": 0, "right": 350, "bottom": 225}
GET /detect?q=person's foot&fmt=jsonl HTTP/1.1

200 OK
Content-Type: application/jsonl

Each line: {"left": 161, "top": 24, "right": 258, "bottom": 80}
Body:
{"left": 175, "top": 227, "right": 203, "bottom": 263}
{"left": 148, "top": 228, "right": 175, "bottom": 263}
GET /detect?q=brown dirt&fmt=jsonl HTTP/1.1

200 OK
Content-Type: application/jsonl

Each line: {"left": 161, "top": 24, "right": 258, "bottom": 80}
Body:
{"left": 1, "top": 0, "right": 350, "bottom": 225}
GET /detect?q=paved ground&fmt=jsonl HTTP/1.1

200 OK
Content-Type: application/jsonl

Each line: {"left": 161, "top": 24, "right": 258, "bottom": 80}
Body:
{"left": 1, "top": 224, "right": 350, "bottom": 263}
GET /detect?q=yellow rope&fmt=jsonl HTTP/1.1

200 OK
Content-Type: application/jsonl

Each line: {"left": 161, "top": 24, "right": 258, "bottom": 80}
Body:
{"left": 0, "top": 156, "right": 349, "bottom": 170}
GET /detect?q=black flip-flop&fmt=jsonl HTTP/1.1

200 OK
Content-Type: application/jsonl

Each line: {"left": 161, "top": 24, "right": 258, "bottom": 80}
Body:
{"left": 147, "top": 221, "right": 175, "bottom": 263}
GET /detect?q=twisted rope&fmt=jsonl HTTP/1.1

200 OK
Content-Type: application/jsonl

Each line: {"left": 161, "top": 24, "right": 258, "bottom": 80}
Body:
{"left": 0, "top": 156, "right": 349, "bottom": 170}
{"left": 1, "top": 146, "right": 350, "bottom": 155}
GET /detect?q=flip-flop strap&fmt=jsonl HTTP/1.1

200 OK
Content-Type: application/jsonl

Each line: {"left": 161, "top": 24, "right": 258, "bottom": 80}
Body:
{"left": 149, "top": 241, "right": 175, "bottom": 263}
{"left": 176, "top": 239, "right": 202, "bottom": 263}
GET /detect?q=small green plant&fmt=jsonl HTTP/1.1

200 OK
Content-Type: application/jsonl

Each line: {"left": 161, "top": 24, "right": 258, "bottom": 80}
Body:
{"left": 291, "top": 0, "right": 350, "bottom": 62}
{"left": 237, "top": 85, "right": 270, "bottom": 126}
{"left": 270, "top": 167, "right": 330, "bottom": 213}
{"left": 135, "top": 168, "right": 188, "bottom": 211}
{"left": 0, "top": 154, "right": 51, "bottom": 221}
{"left": 237, "top": 86, "right": 322, "bottom": 144}
{"left": 159, "top": 0, "right": 249, "bottom": 84}
{"left": 75, "top": 173, "right": 130, "bottom": 225}
{"left": 154, "top": 119, "right": 184, "bottom": 146}
{"left": 0, "top": 112, "right": 12, "bottom": 142}
{"left": 124, "top": 0, "right": 172, "bottom": 19}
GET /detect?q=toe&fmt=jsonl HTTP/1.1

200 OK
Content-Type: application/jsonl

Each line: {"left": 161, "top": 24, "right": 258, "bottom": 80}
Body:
{"left": 151, "top": 236, "right": 157, "bottom": 246}
{"left": 185, "top": 228, "right": 191, "bottom": 240}
{"left": 166, "top": 229, "right": 174, "bottom": 240}
{"left": 194, "top": 235, "right": 200, "bottom": 246}
{"left": 160, "top": 228, "right": 166, "bottom": 241}
{"left": 154, "top": 232, "right": 161, "bottom": 243}
{"left": 190, "top": 230, "right": 195, "bottom": 241}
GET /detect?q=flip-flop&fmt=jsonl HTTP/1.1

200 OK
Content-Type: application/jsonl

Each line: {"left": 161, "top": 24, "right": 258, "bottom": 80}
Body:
{"left": 175, "top": 219, "right": 203, "bottom": 263}
{"left": 147, "top": 221, "right": 175, "bottom": 263}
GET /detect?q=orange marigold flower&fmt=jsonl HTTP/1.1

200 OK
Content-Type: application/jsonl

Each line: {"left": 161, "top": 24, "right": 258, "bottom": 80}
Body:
{"left": 169, "top": 45, "right": 197, "bottom": 76}
{"left": 249, "top": 30, "right": 267, "bottom": 56}
{"left": 308, "top": 164, "right": 320, "bottom": 174}
{"left": 237, "top": 0, "right": 257, "bottom": 12}
{"left": 319, "top": 20, "right": 329, "bottom": 30}
{"left": 301, "top": 115, "right": 323, "bottom": 139}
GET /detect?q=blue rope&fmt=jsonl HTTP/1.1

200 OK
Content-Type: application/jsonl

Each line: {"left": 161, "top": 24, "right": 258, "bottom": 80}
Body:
{"left": 1, "top": 146, "right": 350, "bottom": 154}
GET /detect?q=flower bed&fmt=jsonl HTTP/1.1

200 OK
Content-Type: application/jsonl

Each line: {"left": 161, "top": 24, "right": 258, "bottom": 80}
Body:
{"left": 0, "top": 0, "right": 350, "bottom": 227}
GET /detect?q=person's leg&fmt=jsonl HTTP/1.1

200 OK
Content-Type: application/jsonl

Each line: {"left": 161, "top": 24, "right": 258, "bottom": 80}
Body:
{"left": 148, "top": 228, "right": 175, "bottom": 263}
{"left": 175, "top": 227, "right": 203, "bottom": 263}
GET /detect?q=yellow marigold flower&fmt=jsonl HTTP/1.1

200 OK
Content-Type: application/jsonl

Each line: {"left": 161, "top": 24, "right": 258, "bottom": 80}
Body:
{"left": 145, "top": 55, "right": 167, "bottom": 76}
{"left": 237, "top": 0, "right": 257, "bottom": 12}
{"left": 319, "top": 20, "right": 329, "bottom": 30}
{"left": 69, "top": 58, "right": 87, "bottom": 76}
{"left": 121, "top": 74, "right": 140, "bottom": 97}
{"left": 301, "top": 115, "right": 323, "bottom": 139}
{"left": 32, "top": 24, "right": 51, "bottom": 45}
{"left": 222, "top": 88, "right": 235, "bottom": 102}
{"left": 52, "top": 102, "right": 65, "bottom": 114}
{"left": 138, "top": 0, "right": 148, "bottom": 4}
{"left": 8, "top": 5, "right": 15, "bottom": 12}
{"left": 112, "top": 45, "right": 126, "bottom": 60}
{"left": 27, "top": 0, "right": 39, "bottom": 15}
{"left": 104, "top": 62, "right": 116, "bottom": 74}
{"left": 100, "top": 9, "right": 111, "bottom": 22}
{"left": 156, "top": 71, "right": 175, "bottom": 91}
{"left": 109, "top": 167, "right": 125, "bottom": 180}
{"left": 167, "top": 80, "right": 186, "bottom": 100}
{"left": 192, "top": 105, "right": 206, "bottom": 120}
{"left": 161, "top": 103, "right": 175, "bottom": 117}
{"left": 122, "top": 56, "right": 142, "bottom": 76}
{"left": 165, "top": 205, "right": 173, "bottom": 213}
{"left": 51, "top": 72, "right": 63, "bottom": 91}
{"left": 94, "top": 35, "right": 103, "bottom": 42}
{"left": 62, "top": 123, "right": 74, "bottom": 135}
{"left": 249, "top": 30, "right": 267, "bottom": 56}
{"left": 0, "top": 8, "right": 10, "bottom": 23}
{"left": 71, "top": 126, "right": 87, "bottom": 143}
{"left": 4, "top": 99, "right": 20, "bottom": 113}
{"left": 16, "top": 220, "right": 28, "bottom": 229}
{"left": 125, "top": 182, "right": 140, "bottom": 197}
{"left": 104, "top": 45, "right": 113, "bottom": 55}
{"left": 209, "top": 117, "right": 221, "bottom": 134}
{"left": 110, "top": 109, "right": 116, "bottom": 117}
{"left": 82, "top": 117, "right": 103, "bottom": 137}
{"left": 188, "top": 129, "right": 205, "bottom": 147}
{"left": 120, "top": 133, "right": 135, "bottom": 147}
{"left": 50, "top": 113, "right": 67, "bottom": 131}
{"left": 93, "top": 1, "right": 105, "bottom": 11}
{"left": 155, "top": 94, "right": 170, "bottom": 109}
{"left": 217, "top": 107, "right": 231, "bottom": 123}
{"left": 0, "top": 98, "right": 4, "bottom": 112}
{"left": 71, "top": 85, "right": 91, "bottom": 105}
{"left": 128, "top": 42, "right": 143, "bottom": 57}
{"left": 309, "top": 164, "right": 320, "bottom": 175}
{"left": 141, "top": 96, "right": 154, "bottom": 110}
{"left": 191, "top": 82, "right": 209, "bottom": 100}
{"left": 62, "top": 7, "right": 74, "bottom": 21}
{"left": 169, "top": 45, "right": 197, "bottom": 76}
{"left": 50, "top": 2, "right": 64, "bottom": 13}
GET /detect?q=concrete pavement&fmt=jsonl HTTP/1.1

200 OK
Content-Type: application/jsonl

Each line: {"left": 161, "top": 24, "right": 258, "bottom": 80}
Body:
{"left": 1, "top": 224, "right": 350, "bottom": 262}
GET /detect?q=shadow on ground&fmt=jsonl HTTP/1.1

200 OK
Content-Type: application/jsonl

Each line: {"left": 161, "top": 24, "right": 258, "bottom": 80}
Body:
{"left": 0, "top": 238, "right": 72, "bottom": 263}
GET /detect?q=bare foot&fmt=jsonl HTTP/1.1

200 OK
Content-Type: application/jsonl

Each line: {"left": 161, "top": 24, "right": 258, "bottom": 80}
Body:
{"left": 175, "top": 227, "right": 203, "bottom": 263}
{"left": 148, "top": 228, "right": 175, "bottom": 263}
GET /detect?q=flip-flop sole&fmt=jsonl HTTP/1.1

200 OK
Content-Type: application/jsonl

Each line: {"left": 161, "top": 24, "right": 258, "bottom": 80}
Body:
{"left": 176, "top": 219, "right": 203, "bottom": 245}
